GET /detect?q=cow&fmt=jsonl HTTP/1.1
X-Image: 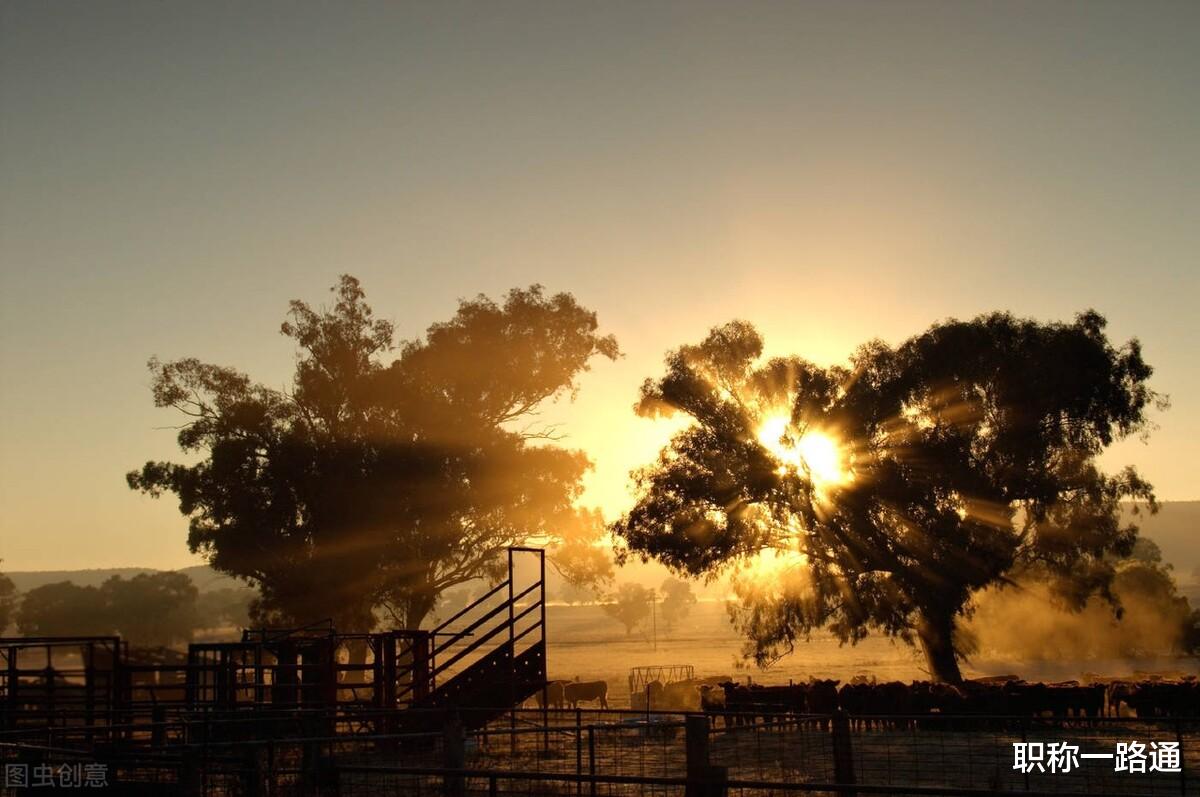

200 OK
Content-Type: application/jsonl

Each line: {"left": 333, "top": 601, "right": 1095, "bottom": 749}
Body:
{"left": 699, "top": 684, "right": 729, "bottom": 728}
{"left": 802, "top": 678, "right": 840, "bottom": 729}
{"left": 661, "top": 679, "right": 703, "bottom": 711}
{"left": 564, "top": 679, "right": 609, "bottom": 709}
{"left": 719, "top": 682, "right": 755, "bottom": 726}
{"left": 534, "top": 680, "right": 568, "bottom": 710}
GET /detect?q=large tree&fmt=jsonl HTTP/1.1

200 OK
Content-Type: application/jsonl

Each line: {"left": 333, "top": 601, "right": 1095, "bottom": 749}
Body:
{"left": 0, "top": 563, "right": 17, "bottom": 633}
{"left": 614, "top": 312, "right": 1161, "bottom": 682}
{"left": 128, "top": 276, "right": 617, "bottom": 634}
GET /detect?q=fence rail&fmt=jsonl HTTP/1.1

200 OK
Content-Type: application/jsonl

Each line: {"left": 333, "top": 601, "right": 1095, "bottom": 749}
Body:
{"left": 2, "top": 707, "right": 1195, "bottom": 796}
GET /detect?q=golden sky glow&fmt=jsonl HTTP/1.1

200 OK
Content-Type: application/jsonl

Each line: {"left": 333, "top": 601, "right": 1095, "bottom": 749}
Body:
{"left": 0, "top": 2, "right": 1196, "bottom": 570}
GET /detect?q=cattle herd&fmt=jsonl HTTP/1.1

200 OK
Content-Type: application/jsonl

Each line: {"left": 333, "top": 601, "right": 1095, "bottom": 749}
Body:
{"left": 536, "top": 675, "right": 1200, "bottom": 727}
{"left": 535, "top": 679, "right": 610, "bottom": 710}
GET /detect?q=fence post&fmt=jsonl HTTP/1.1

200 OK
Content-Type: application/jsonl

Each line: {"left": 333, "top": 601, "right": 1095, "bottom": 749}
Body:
{"left": 831, "top": 709, "right": 856, "bottom": 797}
{"left": 267, "top": 738, "right": 276, "bottom": 797}
{"left": 686, "top": 714, "right": 727, "bottom": 797}
{"left": 301, "top": 740, "right": 317, "bottom": 797}
{"left": 179, "top": 747, "right": 202, "bottom": 797}
{"left": 151, "top": 705, "right": 166, "bottom": 747}
{"left": 443, "top": 713, "right": 466, "bottom": 797}
{"left": 588, "top": 726, "right": 596, "bottom": 797}
{"left": 575, "top": 710, "right": 583, "bottom": 797}
{"left": 242, "top": 743, "right": 264, "bottom": 797}
{"left": 686, "top": 714, "right": 709, "bottom": 797}
{"left": 1177, "top": 719, "right": 1186, "bottom": 797}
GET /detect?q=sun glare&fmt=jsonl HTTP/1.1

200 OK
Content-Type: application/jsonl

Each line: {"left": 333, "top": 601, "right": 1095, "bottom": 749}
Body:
{"left": 756, "top": 413, "right": 848, "bottom": 487}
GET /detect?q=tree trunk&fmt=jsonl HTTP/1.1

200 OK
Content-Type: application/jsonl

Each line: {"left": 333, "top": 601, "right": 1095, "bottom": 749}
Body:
{"left": 343, "top": 637, "right": 370, "bottom": 684}
{"left": 402, "top": 595, "right": 435, "bottom": 632}
{"left": 916, "top": 610, "right": 963, "bottom": 684}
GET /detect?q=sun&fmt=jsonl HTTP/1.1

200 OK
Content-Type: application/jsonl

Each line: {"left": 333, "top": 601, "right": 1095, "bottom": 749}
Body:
{"left": 796, "top": 432, "right": 843, "bottom": 485}
{"left": 756, "top": 413, "right": 848, "bottom": 487}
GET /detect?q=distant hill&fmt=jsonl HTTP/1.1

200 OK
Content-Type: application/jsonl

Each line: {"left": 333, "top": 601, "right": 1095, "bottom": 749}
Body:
{"left": 4, "top": 564, "right": 247, "bottom": 594}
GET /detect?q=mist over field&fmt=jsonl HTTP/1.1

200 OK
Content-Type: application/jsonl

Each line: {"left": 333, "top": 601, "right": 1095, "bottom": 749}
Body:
{"left": 7, "top": 504, "right": 1197, "bottom": 678}
{"left": 542, "top": 599, "right": 1200, "bottom": 709}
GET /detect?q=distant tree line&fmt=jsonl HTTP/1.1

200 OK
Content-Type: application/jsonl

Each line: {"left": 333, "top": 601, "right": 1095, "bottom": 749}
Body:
{"left": 0, "top": 570, "right": 254, "bottom": 648}
{"left": 0, "top": 563, "right": 16, "bottom": 632}
{"left": 600, "top": 578, "right": 698, "bottom": 637}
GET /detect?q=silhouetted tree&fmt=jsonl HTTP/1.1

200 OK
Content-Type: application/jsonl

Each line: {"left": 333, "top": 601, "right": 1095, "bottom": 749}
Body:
{"left": 602, "top": 582, "right": 651, "bottom": 636}
{"left": 17, "top": 582, "right": 108, "bottom": 637}
{"left": 195, "top": 587, "right": 255, "bottom": 630}
{"left": 0, "top": 563, "right": 16, "bottom": 632}
{"left": 1182, "top": 609, "right": 1200, "bottom": 656}
{"left": 129, "top": 276, "right": 618, "bottom": 636}
{"left": 1126, "top": 537, "right": 1164, "bottom": 565}
{"left": 1108, "top": 558, "right": 1194, "bottom": 656}
{"left": 659, "top": 577, "right": 696, "bottom": 632}
{"left": 614, "top": 312, "right": 1161, "bottom": 682}
{"left": 102, "top": 572, "right": 199, "bottom": 647}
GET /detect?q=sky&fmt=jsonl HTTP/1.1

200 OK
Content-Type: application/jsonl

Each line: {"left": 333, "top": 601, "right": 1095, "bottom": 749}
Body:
{"left": 1, "top": 0, "right": 1197, "bottom": 571}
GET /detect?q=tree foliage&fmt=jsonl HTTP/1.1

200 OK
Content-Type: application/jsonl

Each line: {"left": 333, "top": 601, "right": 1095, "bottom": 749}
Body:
{"left": 195, "top": 587, "right": 255, "bottom": 630}
{"left": 614, "top": 311, "right": 1162, "bottom": 682}
{"left": 102, "top": 572, "right": 199, "bottom": 647}
{"left": 128, "top": 276, "right": 618, "bottom": 632}
{"left": 659, "top": 577, "right": 697, "bottom": 632}
{"left": 16, "top": 573, "right": 200, "bottom": 646}
{"left": 0, "top": 563, "right": 18, "bottom": 632}
{"left": 602, "top": 582, "right": 652, "bottom": 636}
{"left": 17, "top": 582, "right": 109, "bottom": 637}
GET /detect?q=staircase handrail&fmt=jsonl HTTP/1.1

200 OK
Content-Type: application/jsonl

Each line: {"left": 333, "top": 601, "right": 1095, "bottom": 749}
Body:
{"left": 431, "top": 579, "right": 510, "bottom": 636}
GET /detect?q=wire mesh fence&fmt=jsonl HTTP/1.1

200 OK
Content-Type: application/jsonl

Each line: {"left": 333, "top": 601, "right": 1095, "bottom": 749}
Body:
{"left": 2, "top": 708, "right": 1197, "bottom": 795}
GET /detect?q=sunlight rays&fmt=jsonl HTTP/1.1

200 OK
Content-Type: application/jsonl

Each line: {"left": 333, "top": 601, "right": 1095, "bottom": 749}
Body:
{"left": 756, "top": 412, "right": 850, "bottom": 489}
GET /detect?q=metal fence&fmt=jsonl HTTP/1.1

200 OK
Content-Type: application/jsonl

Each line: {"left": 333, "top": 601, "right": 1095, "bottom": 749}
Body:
{"left": 2, "top": 708, "right": 1197, "bottom": 796}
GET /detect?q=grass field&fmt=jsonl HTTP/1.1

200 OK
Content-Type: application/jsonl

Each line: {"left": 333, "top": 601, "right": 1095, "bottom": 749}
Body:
{"left": 543, "top": 600, "right": 1200, "bottom": 707}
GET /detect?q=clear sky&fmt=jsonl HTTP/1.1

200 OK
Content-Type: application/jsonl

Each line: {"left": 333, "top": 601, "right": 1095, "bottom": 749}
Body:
{"left": 1, "top": 1, "right": 1197, "bottom": 571}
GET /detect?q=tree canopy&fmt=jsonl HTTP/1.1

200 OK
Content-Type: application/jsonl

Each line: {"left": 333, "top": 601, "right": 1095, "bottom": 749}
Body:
{"left": 128, "top": 276, "right": 618, "bottom": 633}
{"left": 17, "top": 582, "right": 110, "bottom": 638}
{"left": 614, "top": 311, "right": 1162, "bottom": 682}
{"left": 659, "top": 577, "right": 697, "bottom": 632}
{"left": 0, "top": 563, "right": 17, "bottom": 633}
{"left": 102, "top": 572, "right": 199, "bottom": 647}
{"left": 15, "top": 573, "right": 200, "bottom": 646}
{"left": 602, "top": 582, "right": 652, "bottom": 636}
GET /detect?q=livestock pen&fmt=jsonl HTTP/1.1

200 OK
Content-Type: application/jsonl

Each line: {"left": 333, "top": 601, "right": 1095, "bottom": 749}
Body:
{"left": 3, "top": 704, "right": 1196, "bottom": 795}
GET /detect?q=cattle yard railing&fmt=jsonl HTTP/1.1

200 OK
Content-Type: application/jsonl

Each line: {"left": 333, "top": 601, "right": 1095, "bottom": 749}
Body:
{"left": 1, "top": 707, "right": 1196, "bottom": 795}
{"left": 0, "top": 548, "right": 548, "bottom": 744}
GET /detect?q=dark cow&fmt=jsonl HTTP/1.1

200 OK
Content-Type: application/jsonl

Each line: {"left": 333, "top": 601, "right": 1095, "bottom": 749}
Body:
{"left": 534, "top": 680, "right": 568, "bottom": 710}
{"left": 699, "top": 684, "right": 728, "bottom": 728}
{"left": 719, "top": 682, "right": 756, "bottom": 726}
{"left": 564, "top": 680, "right": 609, "bottom": 709}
